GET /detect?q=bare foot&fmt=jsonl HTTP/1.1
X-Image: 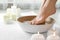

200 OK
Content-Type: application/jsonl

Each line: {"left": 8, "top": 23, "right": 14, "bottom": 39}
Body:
{"left": 30, "top": 0, "right": 57, "bottom": 25}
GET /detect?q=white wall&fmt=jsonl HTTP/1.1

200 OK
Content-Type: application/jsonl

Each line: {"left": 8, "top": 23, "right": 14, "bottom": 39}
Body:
{"left": 16, "top": 0, "right": 60, "bottom": 4}
{"left": 0, "top": 0, "right": 7, "bottom": 3}
{"left": 16, "top": 0, "right": 42, "bottom": 4}
{"left": 0, "top": 0, "right": 60, "bottom": 4}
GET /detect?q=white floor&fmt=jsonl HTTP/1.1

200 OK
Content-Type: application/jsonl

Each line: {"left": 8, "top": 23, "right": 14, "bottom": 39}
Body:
{"left": 0, "top": 9, "right": 60, "bottom": 40}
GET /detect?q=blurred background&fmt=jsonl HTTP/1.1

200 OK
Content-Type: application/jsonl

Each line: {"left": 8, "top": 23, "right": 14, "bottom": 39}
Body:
{"left": 0, "top": 0, "right": 60, "bottom": 11}
{"left": 0, "top": 0, "right": 60, "bottom": 19}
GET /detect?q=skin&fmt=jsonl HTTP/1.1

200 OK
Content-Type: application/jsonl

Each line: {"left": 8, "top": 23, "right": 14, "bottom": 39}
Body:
{"left": 30, "top": 0, "right": 57, "bottom": 25}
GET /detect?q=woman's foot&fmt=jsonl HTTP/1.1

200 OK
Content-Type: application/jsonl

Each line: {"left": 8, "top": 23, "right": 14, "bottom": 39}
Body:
{"left": 30, "top": 0, "right": 57, "bottom": 25}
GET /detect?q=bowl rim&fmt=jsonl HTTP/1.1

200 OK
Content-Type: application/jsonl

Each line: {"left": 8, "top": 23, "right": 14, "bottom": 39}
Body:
{"left": 17, "top": 16, "right": 55, "bottom": 26}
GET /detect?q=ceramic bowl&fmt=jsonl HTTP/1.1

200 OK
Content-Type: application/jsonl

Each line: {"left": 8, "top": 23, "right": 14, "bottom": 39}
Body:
{"left": 17, "top": 16, "right": 55, "bottom": 33}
